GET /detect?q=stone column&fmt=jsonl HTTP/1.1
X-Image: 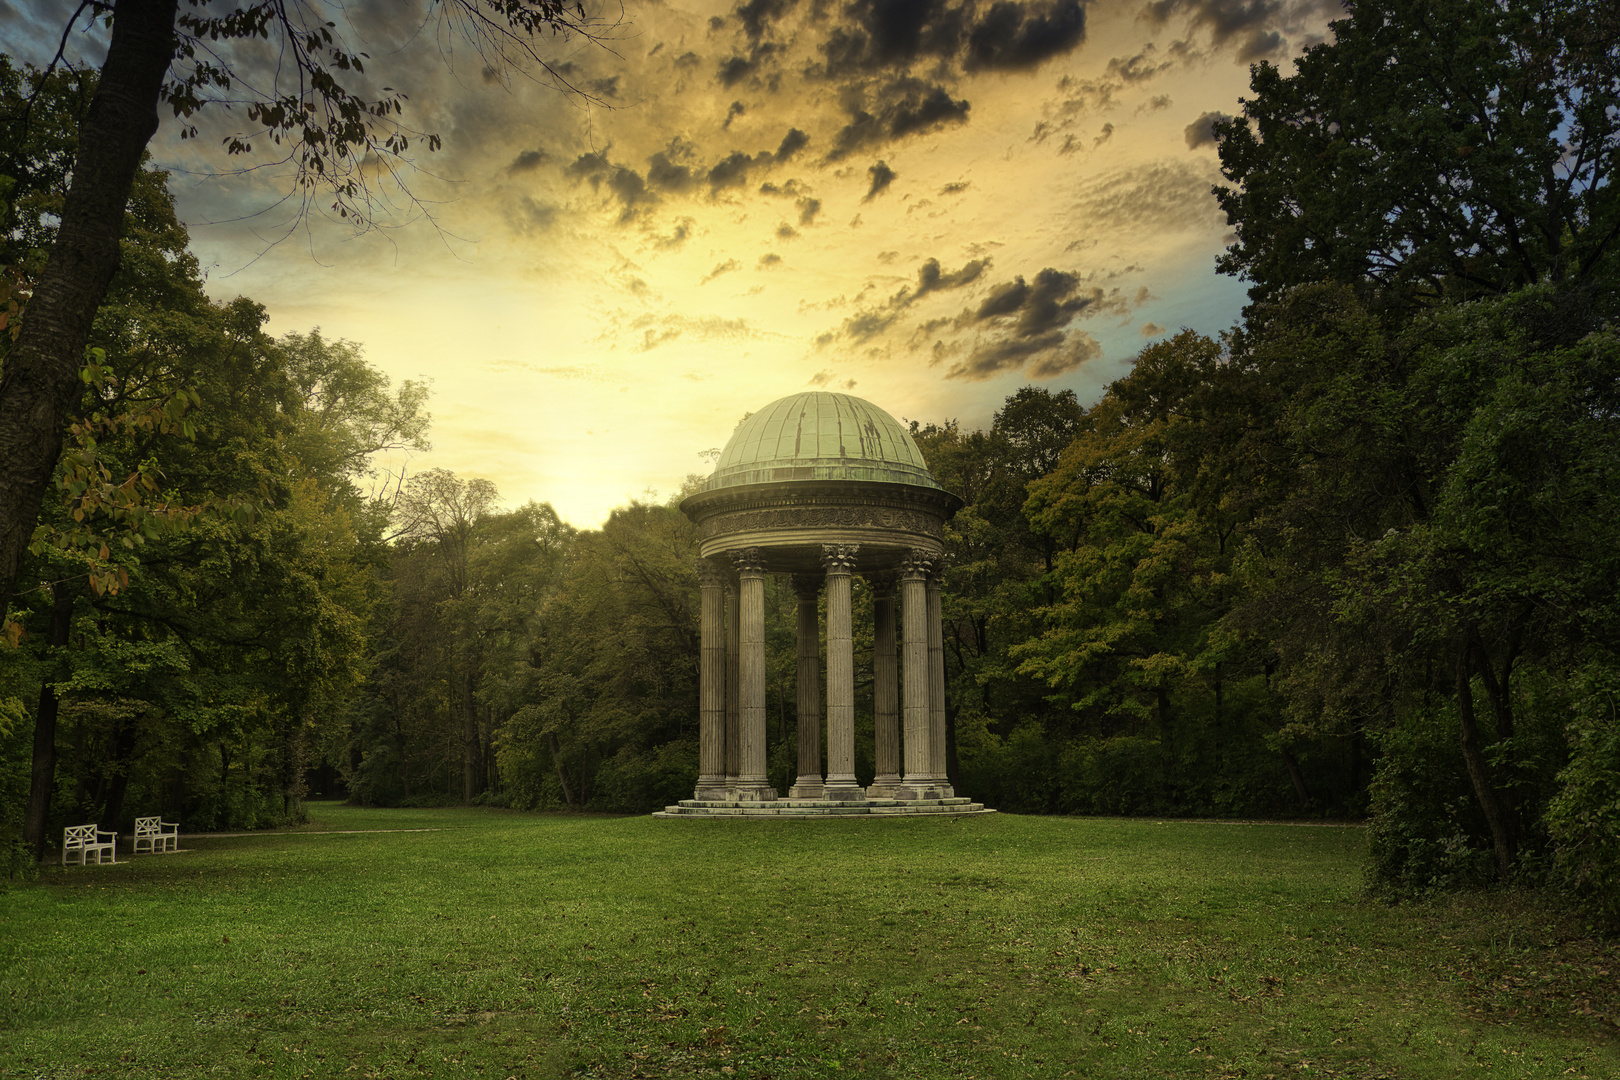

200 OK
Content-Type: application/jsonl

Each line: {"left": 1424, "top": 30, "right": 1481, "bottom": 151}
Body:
{"left": 821, "top": 544, "right": 864, "bottom": 801}
{"left": 927, "top": 563, "right": 954, "bottom": 798}
{"left": 731, "top": 548, "right": 776, "bottom": 801}
{"left": 725, "top": 579, "right": 740, "bottom": 786}
{"left": 866, "top": 572, "right": 901, "bottom": 797}
{"left": 788, "top": 574, "right": 825, "bottom": 799}
{"left": 695, "top": 558, "right": 729, "bottom": 800}
{"left": 895, "top": 550, "right": 938, "bottom": 799}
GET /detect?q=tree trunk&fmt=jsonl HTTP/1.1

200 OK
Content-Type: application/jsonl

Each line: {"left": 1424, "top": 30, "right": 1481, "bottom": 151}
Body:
{"left": 1455, "top": 655, "right": 1515, "bottom": 880}
{"left": 548, "top": 732, "right": 575, "bottom": 808}
{"left": 0, "top": 0, "right": 178, "bottom": 623}
{"left": 461, "top": 666, "right": 478, "bottom": 804}
{"left": 23, "top": 581, "right": 77, "bottom": 859}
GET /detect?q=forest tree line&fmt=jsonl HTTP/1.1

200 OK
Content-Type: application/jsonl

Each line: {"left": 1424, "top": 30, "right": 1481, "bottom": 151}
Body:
{"left": 3, "top": 0, "right": 1618, "bottom": 921}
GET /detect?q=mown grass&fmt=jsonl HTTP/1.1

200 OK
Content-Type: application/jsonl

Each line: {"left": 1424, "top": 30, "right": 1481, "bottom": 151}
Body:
{"left": 2, "top": 805, "right": 1615, "bottom": 1079}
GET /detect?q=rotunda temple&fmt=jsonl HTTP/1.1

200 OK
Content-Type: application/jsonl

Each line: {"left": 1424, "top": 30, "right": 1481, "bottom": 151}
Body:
{"left": 657, "top": 392, "right": 991, "bottom": 818}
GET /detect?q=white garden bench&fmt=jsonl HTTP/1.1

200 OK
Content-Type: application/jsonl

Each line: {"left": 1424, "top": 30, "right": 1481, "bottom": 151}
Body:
{"left": 133, "top": 816, "right": 179, "bottom": 854}
{"left": 63, "top": 824, "right": 117, "bottom": 866}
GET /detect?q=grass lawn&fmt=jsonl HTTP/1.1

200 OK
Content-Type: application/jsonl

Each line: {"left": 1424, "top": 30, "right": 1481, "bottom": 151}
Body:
{"left": 2, "top": 805, "right": 1615, "bottom": 1079}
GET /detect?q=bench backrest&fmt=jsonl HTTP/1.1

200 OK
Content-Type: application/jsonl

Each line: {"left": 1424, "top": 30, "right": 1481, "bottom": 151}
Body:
{"left": 64, "top": 824, "right": 101, "bottom": 848}
{"left": 135, "top": 816, "right": 160, "bottom": 836}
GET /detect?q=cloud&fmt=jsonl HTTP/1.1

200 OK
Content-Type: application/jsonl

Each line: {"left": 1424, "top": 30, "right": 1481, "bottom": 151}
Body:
{"left": 508, "top": 149, "right": 549, "bottom": 173}
{"left": 724, "top": 100, "right": 746, "bottom": 128}
{"left": 776, "top": 223, "right": 800, "bottom": 239}
{"left": 865, "top": 160, "right": 897, "bottom": 200}
{"left": 928, "top": 267, "right": 1126, "bottom": 380}
{"left": 827, "top": 255, "right": 991, "bottom": 345}
{"left": 827, "top": 78, "right": 972, "bottom": 160}
{"left": 815, "top": 0, "right": 1087, "bottom": 76}
{"left": 759, "top": 252, "right": 783, "bottom": 267}
{"left": 1184, "top": 110, "right": 1234, "bottom": 149}
{"left": 1141, "top": 0, "right": 1301, "bottom": 62}
{"left": 1141, "top": 322, "right": 1166, "bottom": 337}
{"left": 940, "top": 181, "right": 971, "bottom": 195}
{"left": 775, "top": 128, "right": 810, "bottom": 161}
{"left": 702, "top": 259, "right": 741, "bottom": 283}
{"left": 945, "top": 329, "right": 1102, "bottom": 380}
{"left": 797, "top": 196, "right": 821, "bottom": 225}
{"left": 1106, "top": 47, "right": 1175, "bottom": 83}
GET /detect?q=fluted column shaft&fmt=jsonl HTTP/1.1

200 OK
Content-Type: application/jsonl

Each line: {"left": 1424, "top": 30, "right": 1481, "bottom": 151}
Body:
{"left": 732, "top": 549, "right": 775, "bottom": 801}
{"left": 724, "top": 582, "right": 740, "bottom": 783}
{"left": 899, "top": 553, "right": 932, "bottom": 786}
{"left": 822, "top": 545, "right": 863, "bottom": 800}
{"left": 869, "top": 574, "right": 900, "bottom": 794}
{"left": 695, "top": 559, "right": 728, "bottom": 799}
{"left": 927, "top": 568, "right": 953, "bottom": 796}
{"left": 789, "top": 575, "right": 824, "bottom": 799}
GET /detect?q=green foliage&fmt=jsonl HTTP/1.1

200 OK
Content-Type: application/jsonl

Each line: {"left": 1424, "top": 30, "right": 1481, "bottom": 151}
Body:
{"left": 1215, "top": 0, "right": 1620, "bottom": 308}
{"left": 1546, "top": 663, "right": 1620, "bottom": 926}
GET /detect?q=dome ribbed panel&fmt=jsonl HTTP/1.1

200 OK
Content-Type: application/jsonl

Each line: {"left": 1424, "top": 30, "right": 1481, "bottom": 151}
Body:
{"left": 705, "top": 392, "right": 941, "bottom": 491}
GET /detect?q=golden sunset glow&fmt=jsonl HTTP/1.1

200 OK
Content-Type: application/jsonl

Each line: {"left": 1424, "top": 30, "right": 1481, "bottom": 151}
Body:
{"left": 9, "top": 0, "right": 1339, "bottom": 526}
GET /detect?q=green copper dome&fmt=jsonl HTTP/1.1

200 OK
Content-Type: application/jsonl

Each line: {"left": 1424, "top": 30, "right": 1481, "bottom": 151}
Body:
{"left": 705, "top": 392, "right": 942, "bottom": 491}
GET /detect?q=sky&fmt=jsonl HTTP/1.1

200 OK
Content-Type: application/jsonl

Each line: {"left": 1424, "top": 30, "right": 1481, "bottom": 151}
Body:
{"left": 4, "top": 0, "right": 1340, "bottom": 528}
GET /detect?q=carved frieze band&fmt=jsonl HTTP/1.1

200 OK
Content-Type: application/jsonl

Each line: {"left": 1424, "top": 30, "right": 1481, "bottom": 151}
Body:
{"left": 699, "top": 504, "right": 944, "bottom": 541}
{"left": 821, "top": 543, "right": 861, "bottom": 574}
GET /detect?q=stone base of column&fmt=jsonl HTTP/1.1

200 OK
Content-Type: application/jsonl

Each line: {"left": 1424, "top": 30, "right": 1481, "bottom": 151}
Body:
{"left": 729, "top": 783, "right": 778, "bottom": 802}
{"left": 889, "top": 779, "right": 953, "bottom": 801}
{"left": 694, "top": 777, "right": 731, "bottom": 800}
{"left": 864, "top": 775, "right": 904, "bottom": 798}
{"left": 821, "top": 780, "right": 867, "bottom": 802}
{"left": 788, "top": 776, "right": 826, "bottom": 799}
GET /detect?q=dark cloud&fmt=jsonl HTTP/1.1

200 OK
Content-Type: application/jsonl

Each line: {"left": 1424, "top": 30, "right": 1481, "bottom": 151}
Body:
{"left": 1141, "top": 0, "right": 1293, "bottom": 62}
{"left": 963, "top": 0, "right": 1087, "bottom": 72}
{"left": 815, "top": 0, "right": 1084, "bottom": 76}
{"left": 718, "top": 55, "right": 756, "bottom": 86}
{"left": 709, "top": 150, "right": 770, "bottom": 191}
{"left": 777, "top": 223, "right": 801, "bottom": 239}
{"left": 760, "top": 252, "right": 784, "bottom": 267}
{"left": 865, "top": 160, "right": 897, "bottom": 200}
{"left": 508, "top": 149, "right": 549, "bottom": 173}
{"left": 946, "top": 329, "right": 1102, "bottom": 380}
{"left": 725, "top": 100, "right": 747, "bottom": 128}
{"left": 776, "top": 128, "right": 810, "bottom": 160}
{"left": 1184, "top": 110, "right": 1234, "bottom": 149}
{"left": 929, "top": 267, "right": 1123, "bottom": 379}
{"left": 647, "top": 150, "right": 697, "bottom": 192}
{"left": 1093, "top": 122, "right": 1114, "bottom": 148}
{"left": 830, "top": 255, "right": 990, "bottom": 346}
{"left": 567, "top": 151, "right": 657, "bottom": 220}
{"left": 1143, "top": 93, "right": 1173, "bottom": 112}
{"left": 828, "top": 78, "right": 970, "bottom": 159}
{"left": 590, "top": 75, "right": 622, "bottom": 98}
{"left": 940, "top": 181, "right": 970, "bottom": 195}
{"left": 890, "top": 83, "right": 973, "bottom": 137}
{"left": 1106, "top": 47, "right": 1174, "bottom": 83}
{"left": 797, "top": 196, "right": 821, "bottom": 225}
{"left": 914, "top": 256, "right": 989, "bottom": 297}
{"left": 675, "top": 51, "right": 702, "bottom": 68}
{"left": 734, "top": 0, "right": 799, "bottom": 41}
